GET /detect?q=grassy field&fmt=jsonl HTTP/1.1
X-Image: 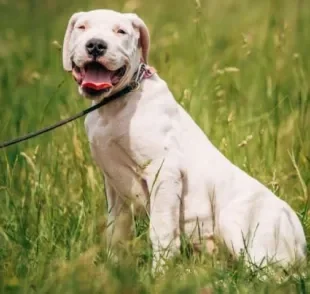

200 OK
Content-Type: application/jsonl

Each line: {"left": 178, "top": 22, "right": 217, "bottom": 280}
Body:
{"left": 0, "top": 0, "right": 310, "bottom": 292}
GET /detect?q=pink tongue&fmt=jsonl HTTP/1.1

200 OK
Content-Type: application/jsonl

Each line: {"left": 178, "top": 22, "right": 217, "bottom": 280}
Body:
{"left": 82, "top": 68, "right": 112, "bottom": 90}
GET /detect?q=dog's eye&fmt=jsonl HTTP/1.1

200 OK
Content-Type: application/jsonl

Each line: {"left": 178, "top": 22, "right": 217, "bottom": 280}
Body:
{"left": 77, "top": 25, "right": 86, "bottom": 30}
{"left": 117, "top": 29, "right": 127, "bottom": 35}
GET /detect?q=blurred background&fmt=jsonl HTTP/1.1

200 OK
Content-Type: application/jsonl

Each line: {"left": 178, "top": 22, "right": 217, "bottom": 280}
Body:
{"left": 0, "top": 0, "right": 309, "bottom": 292}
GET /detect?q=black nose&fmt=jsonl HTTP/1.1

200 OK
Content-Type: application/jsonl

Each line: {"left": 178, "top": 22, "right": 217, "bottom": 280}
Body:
{"left": 85, "top": 38, "right": 108, "bottom": 58}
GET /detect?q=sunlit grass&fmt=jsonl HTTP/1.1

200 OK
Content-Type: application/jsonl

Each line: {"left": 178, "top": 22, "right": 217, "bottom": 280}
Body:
{"left": 0, "top": 0, "right": 309, "bottom": 293}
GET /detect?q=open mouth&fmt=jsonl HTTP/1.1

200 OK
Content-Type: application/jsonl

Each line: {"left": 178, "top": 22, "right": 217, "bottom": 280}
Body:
{"left": 72, "top": 61, "right": 127, "bottom": 97}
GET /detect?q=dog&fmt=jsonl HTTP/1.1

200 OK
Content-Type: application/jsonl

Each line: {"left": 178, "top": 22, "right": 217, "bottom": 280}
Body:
{"left": 62, "top": 9, "right": 306, "bottom": 272}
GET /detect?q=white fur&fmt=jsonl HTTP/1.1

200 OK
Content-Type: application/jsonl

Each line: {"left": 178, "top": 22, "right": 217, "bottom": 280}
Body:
{"left": 63, "top": 9, "right": 306, "bottom": 272}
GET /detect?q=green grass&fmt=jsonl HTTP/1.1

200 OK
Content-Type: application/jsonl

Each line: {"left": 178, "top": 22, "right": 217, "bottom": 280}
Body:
{"left": 0, "top": 0, "right": 309, "bottom": 292}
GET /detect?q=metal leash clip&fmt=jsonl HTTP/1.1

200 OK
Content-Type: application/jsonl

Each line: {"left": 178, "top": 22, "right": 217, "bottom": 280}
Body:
{"left": 130, "top": 63, "right": 146, "bottom": 91}
{"left": 130, "top": 81, "right": 141, "bottom": 91}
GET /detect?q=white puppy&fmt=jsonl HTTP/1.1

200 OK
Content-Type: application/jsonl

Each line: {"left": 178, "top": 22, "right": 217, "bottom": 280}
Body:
{"left": 62, "top": 9, "right": 306, "bottom": 271}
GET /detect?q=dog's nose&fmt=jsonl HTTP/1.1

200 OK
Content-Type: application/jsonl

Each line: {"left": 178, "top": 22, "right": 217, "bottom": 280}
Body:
{"left": 85, "top": 39, "right": 108, "bottom": 58}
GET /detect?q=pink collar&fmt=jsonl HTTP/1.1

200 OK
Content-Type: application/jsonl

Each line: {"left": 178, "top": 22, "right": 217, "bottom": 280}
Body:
{"left": 143, "top": 64, "right": 156, "bottom": 79}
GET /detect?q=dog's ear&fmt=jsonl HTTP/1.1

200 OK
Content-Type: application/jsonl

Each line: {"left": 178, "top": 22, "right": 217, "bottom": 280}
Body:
{"left": 125, "top": 13, "right": 150, "bottom": 63}
{"left": 62, "top": 12, "right": 84, "bottom": 71}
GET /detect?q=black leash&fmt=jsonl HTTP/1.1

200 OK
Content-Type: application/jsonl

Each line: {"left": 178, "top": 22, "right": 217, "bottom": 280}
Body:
{"left": 0, "top": 81, "right": 139, "bottom": 149}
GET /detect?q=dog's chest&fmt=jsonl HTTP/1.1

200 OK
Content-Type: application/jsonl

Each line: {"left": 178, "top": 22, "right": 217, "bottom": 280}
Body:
{"left": 85, "top": 108, "right": 156, "bottom": 203}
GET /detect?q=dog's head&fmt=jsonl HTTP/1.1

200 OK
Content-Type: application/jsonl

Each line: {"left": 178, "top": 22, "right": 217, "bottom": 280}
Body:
{"left": 62, "top": 10, "right": 150, "bottom": 99}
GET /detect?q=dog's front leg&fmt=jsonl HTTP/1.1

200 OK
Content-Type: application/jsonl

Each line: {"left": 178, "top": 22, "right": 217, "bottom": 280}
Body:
{"left": 104, "top": 178, "right": 133, "bottom": 257}
{"left": 145, "top": 163, "right": 183, "bottom": 273}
